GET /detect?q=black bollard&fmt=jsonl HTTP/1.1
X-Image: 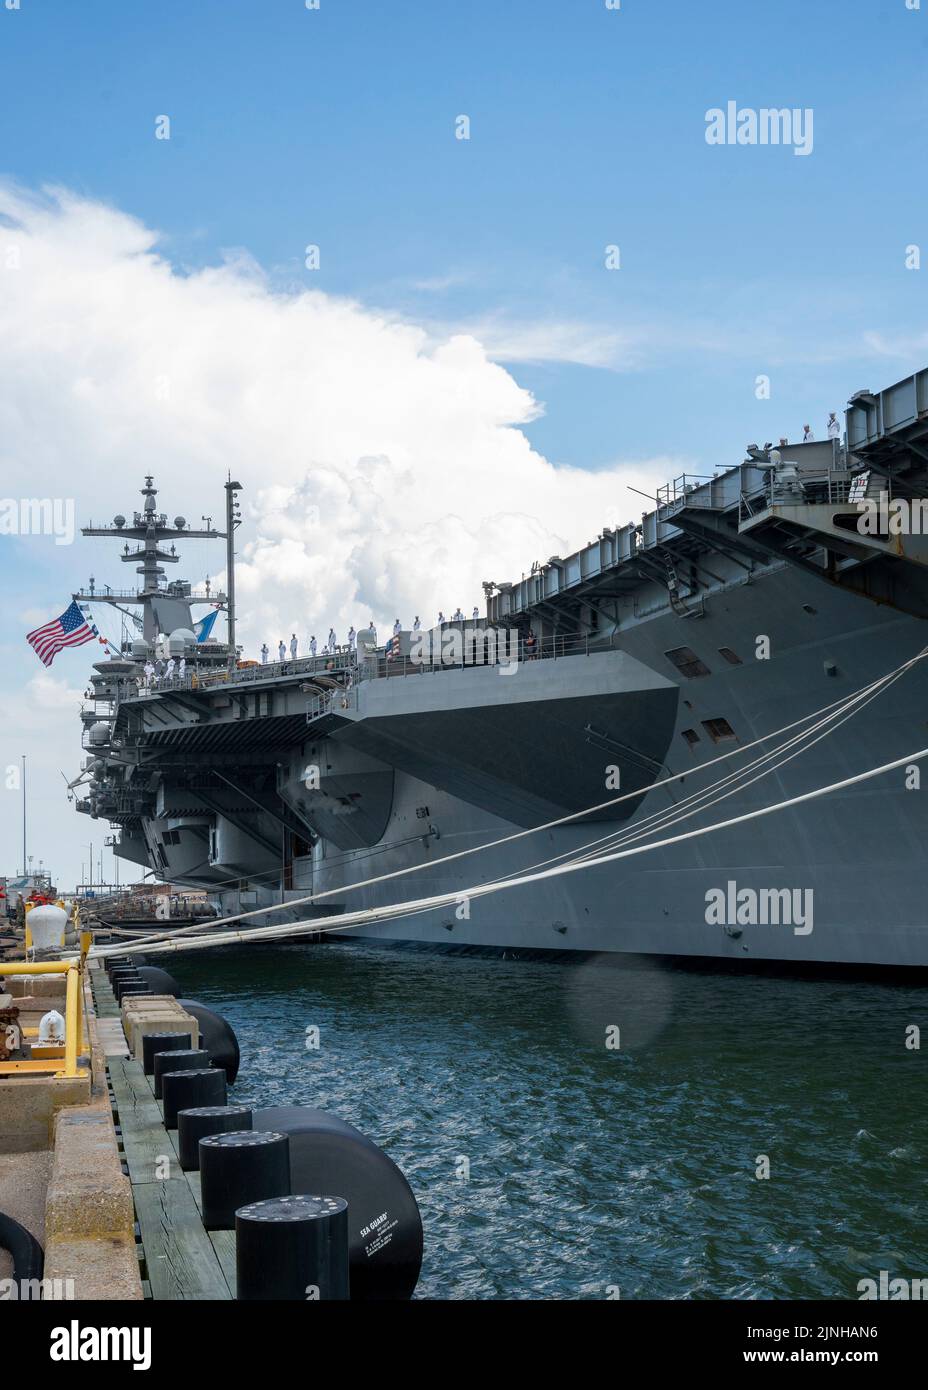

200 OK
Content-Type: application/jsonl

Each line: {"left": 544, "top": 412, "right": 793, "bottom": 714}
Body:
{"left": 199, "top": 1131, "right": 290, "bottom": 1231}
{"left": 162, "top": 1068, "right": 227, "bottom": 1129}
{"left": 236, "top": 1195, "right": 350, "bottom": 1301}
{"left": 109, "top": 970, "right": 141, "bottom": 990}
{"left": 115, "top": 982, "right": 152, "bottom": 1003}
{"left": 107, "top": 955, "right": 140, "bottom": 972}
{"left": 152, "top": 1048, "right": 211, "bottom": 1099}
{"left": 108, "top": 954, "right": 145, "bottom": 976}
{"left": 141, "top": 1031, "right": 193, "bottom": 1077}
{"left": 178, "top": 1105, "right": 253, "bottom": 1171}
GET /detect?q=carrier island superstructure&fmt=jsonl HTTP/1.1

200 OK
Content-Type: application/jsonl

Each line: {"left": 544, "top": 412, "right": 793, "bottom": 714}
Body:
{"left": 73, "top": 368, "right": 928, "bottom": 966}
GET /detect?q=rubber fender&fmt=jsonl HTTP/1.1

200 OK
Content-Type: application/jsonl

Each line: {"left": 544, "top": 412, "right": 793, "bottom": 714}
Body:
{"left": 252, "top": 1106, "right": 422, "bottom": 1301}
{"left": 0, "top": 1211, "right": 44, "bottom": 1285}
{"left": 136, "top": 964, "right": 181, "bottom": 996}
{"left": 177, "top": 999, "right": 240, "bottom": 1084}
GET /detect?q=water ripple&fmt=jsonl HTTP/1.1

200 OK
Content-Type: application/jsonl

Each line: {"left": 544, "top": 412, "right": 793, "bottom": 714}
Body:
{"left": 169, "top": 943, "right": 928, "bottom": 1300}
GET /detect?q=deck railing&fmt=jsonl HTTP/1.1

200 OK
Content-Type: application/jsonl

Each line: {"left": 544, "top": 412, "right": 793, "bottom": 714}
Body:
{"left": 738, "top": 467, "right": 876, "bottom": 523}
{"left": 100, "top": 630, "right": 615, "bottom": 721}
{"left": 364, "top": 631, "right": 613, "bottom": 679}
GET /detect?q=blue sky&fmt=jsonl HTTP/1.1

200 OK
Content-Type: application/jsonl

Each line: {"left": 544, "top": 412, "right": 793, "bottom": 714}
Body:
{"left": 1, "top": 0, "right": 927, "bottom": 887}
{"left": 3, "top": 0, "right": 926, "bottom": 463}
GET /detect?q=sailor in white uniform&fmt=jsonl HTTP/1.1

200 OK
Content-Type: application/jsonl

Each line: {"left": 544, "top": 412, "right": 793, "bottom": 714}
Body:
{"left": 309, "top": 635, "right": 317, "bottom": 658}
{"left": 290, "top": 634, "right": 298, "bottom": 660}
{"left": 827, "top": 413, "right": 841, "bottom": 440}
{"left": 347, "top": 626, "right": 356, "bottom": 651}
{"left": 278, "top": 640, "right": 286, "bottom": 662}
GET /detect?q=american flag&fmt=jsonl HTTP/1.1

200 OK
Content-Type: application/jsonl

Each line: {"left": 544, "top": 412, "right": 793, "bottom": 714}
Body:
{"left": 26, "top": 600, "right": 99, "bottom": 668}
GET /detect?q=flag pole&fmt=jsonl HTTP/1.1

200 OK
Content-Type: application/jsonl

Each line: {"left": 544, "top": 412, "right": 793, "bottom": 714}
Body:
{"left": 21, "top": 753, "right": 26, "bottom": 877}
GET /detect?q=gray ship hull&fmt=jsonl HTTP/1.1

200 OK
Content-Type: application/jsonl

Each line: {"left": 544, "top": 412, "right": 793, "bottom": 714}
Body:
{"left": 296, "top": 566, "right": 928, "bottom": 967}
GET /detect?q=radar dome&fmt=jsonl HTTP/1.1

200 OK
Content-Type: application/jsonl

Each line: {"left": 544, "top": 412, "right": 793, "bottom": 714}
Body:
{"left": 113, "top": 515, "right": 126, "bottom": 528}
{"left": 167, "top": 627, "right": 196, "bottom": 656}
{"left": 174, "top": 516, "right": 186, "bottom": 529}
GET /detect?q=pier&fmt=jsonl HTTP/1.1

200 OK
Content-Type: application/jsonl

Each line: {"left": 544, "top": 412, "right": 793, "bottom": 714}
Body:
{"left": 91, "top": 966, "right": 237, "bottom": 1299}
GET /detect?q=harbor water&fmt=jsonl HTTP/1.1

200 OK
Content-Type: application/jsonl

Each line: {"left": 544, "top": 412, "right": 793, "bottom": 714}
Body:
{"left": 169, "top": 943, "right": 927, "bottom": 1300}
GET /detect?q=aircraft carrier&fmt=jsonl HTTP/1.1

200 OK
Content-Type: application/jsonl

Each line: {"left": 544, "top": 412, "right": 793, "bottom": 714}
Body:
{"left": 72, "top": 367, "right": 928, "bottom": 966}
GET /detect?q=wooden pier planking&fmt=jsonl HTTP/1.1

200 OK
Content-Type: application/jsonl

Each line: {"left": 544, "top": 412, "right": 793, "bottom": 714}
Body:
{"left": 91, "top": 967, "right": 241, "bottom": 1300}
{"left": 89, "top": 966, "right": 122, "bottom": 1019}
{"left": 185, "top": 1169, "right": 238, "bottom": 1295}
{"left": 109, "top": 1056, "right": 233, "bottom": 1300}
{"left": 94, "top": 952, "right": 237, "bottom": 1302}
{"left": 108, "top": 1058, "right": 176, "bottom": 1185}
{"left": 132, "top": 1176, "right": 232, "bottom": 1301}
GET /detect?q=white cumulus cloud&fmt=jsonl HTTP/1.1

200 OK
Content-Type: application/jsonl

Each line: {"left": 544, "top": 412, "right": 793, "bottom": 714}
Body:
{"left": 0, "top": 183, "right": 683, "bottom": 650}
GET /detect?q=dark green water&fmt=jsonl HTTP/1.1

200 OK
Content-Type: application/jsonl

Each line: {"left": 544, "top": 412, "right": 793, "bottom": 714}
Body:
{"left": 169, "top": 943, "right": 927, "bottom": 1300}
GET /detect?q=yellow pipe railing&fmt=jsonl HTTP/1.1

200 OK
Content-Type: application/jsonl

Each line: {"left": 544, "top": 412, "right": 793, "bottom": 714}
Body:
{"left": 0, "top": 960, "right": 85, "bottom": 1077}
{"left": 1, "top": 961, "right": 79, "bottom": 975}
{"left": 64, "top": 967, "right": 79, "bottom": 1076}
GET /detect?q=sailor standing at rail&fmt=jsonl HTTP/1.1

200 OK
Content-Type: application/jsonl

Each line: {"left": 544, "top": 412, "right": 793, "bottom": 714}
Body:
{"left": 472, "top": 606, "right": 479, "bottom": 620}
{"left": 828, "top": 412, "right": 841, "bottom": 440}
{"left": 413, "top": 615, "right": 421, "bottom": 632}
{"left": 347, "top": 626, "right": 356, "bottom": 650}
{"left": 802, "top": 424, "right": 815, "bottom": 442}
{"left": 453, "top": 606, "right": 464, "bottom": 622}
{"left": 261, "top": 642, "right": 269, "bottom": 664}
{"left": 290, "top": 633, "right": 298, "bottom": 660}
{"left": 309, "top": 635, "right": 317, "bottom": 658}
{"left": 278, "top": 639, "right": 286, "bottom": 663}
{"left": 393, "top": 617, "right": 401, "bottom": 636}
{"left": 328, "top": 626, "right": 337, "bottom": 651}
{"left": 437, "top": 610, "right": 445, "bottom": 625}
{"left": 178, "top": 656, "right": 186, "bottom": 680}
{"left": 369, "top": 619, "right": 377, "bottom": 644}
{"left": 143, "top": 660, "right": 154, "bottom": 689}
{"left": 165, "top": 656, "right": 175, "bottom": 682}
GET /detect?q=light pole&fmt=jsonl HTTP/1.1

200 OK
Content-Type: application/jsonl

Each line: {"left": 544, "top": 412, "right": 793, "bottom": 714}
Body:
{"left": 224, "top": 477, "right": 243, "bottom": 669}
